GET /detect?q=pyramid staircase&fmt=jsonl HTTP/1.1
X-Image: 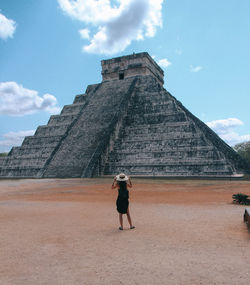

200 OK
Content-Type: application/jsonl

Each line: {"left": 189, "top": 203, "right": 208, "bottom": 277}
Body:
{"left": 42, "top": 77, "right": 137, "bottom": 178}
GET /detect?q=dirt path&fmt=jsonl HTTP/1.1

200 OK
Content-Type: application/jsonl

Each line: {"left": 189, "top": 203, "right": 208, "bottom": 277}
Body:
{"left": 0, "top": 178, "right": 249, "bottom": 285}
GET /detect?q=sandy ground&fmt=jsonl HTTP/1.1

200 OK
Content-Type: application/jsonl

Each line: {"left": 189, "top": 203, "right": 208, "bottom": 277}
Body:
{"left": 0, "top": 178, "right": 250, "bottom": 285}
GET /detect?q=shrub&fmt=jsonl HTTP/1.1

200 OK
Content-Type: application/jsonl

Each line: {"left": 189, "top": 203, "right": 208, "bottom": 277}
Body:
{"left": 232, "top": 193, "right": 250, "bottom": 205}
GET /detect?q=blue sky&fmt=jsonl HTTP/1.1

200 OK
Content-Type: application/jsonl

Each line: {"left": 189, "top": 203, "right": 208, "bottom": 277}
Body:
{"left": 0, "top": 0, "right": 250, "bottom": 152}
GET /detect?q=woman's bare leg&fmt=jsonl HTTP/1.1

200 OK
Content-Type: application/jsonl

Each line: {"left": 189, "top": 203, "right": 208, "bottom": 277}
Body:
{"left": 126, "top": 207, "right": 134, "bottom": 228}
{"left": 119, "top": 213, "right": 123, "bottom": 229}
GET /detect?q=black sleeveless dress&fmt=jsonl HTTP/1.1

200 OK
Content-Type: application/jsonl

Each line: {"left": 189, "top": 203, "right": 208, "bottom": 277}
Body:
{"left": 116, "top": 187, "right": 129, "bottom": 214}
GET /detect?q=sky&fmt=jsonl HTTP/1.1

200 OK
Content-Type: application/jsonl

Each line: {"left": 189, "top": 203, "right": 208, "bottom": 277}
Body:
{"left": 0, "top": 0, "right": 250, "bottom": 152}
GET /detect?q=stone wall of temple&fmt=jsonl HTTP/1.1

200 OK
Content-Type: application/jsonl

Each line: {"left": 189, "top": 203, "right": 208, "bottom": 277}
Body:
{"left": 101, "top": 52, "right": 164, "bottom": 85}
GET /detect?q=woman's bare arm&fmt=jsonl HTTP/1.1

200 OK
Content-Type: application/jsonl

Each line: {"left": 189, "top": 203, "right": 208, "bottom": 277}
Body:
{"left": 127, "top": 177, "right": 132, "bottom": 188}
{"left": 111, "top": 177, "right": 118, "bottom": 189}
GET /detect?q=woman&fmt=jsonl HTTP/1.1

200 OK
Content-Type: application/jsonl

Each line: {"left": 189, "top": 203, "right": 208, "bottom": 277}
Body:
{"left": 112, "top": 173, "right": 135, "bottom": 230}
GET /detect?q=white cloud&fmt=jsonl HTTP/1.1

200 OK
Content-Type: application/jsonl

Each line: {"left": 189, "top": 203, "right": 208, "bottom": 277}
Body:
{"left": 157, "top": 58, "right": 171, "bottom": 69}
{"left": 206, "top": 118, "right": 243, "bottom": 131}
{"left": 0, "top": 12, "right": 16, "bottom": 40}
{"left": 0, "top": 130, "right": 35, "bottom": 153}
{"left": 79, "top": 28, "right": 90, "bottom": 39}
{"left": 58, "top": 0, "right": 164, "bottom": 54}
{"left": 0, "top": 81, "right": 61, "bottom": 116}
{"left": 206, "top": 118, "right": 250, "bottom": 146}
{"left": 190, "top": 65, "right": 202, "bottom": 72}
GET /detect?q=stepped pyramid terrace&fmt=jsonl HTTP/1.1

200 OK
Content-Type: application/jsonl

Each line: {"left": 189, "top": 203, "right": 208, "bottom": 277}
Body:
{"left": 0, "top": 52, "right": 248, "bottom": 178}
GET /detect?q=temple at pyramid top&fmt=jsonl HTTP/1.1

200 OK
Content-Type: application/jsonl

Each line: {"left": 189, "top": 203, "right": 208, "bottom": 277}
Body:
{"left": 101, "top": 52, "right": 164, "bottom": 85}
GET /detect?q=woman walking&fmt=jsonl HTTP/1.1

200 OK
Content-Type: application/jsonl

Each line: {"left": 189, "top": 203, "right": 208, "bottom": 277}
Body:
{"left": 112, "top": 173, "right": 135, "bottom": 230}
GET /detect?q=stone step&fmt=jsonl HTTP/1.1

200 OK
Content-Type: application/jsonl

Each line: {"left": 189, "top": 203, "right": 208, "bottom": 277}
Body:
{"left": 128, "top": 103, "right": 179, "bottom": 116}
{"left": 130, "top": 102, "right": 177, "bottom": 114}
{"left": 108, "top": 158, "right": 227, "bottom": 165}
{"left": 0, "top": 167, "right": 41, "bottom": 177}
{"left": 73, "top": 93, "right": 87, "bottom": 104}
{"left": 2, "top": 157, "right": 47, "bottom": 167}
{"left": 126, "top": 112, "right": 187, "bottom": 125}
{"left": 22, "top": 135, "right": 62, "bottom": 147}
{"left": 123, "top": 124, "right": 196, "bottom": 136}
{"left": 136, "top": 86, "right": 168, "bottom": 93}
{"left": 104, "top": 164, "right": 233, "bottom": 176}
{"left": 120, "top": 131, "right": 203, "bottom": 142}
{"left": 35, "top": 124, "right": 70, "bottom": 137}
{"left": 85, "top": 83, "right": 100, "bottom": 95}
{"left": 47, "top": 114, "right": 77, "bottom": 126}
{"left": 7, "top": 152, "right": 52, "bottom": 159}
{"left": 114, "top": 137, "right": 210, "bottom": 151}
{"left": 107, "top": 160, "right": 229, "bottom": 167}
{"left": 8, "top": 146, "right": 21, "bottom": 155}
{"left": 136, "top": 77, "right": 163, "bottom": 92}
{"left": 139, "top": 110, "right": 185, "bottom": 118}
{"left": 124, "top": 121, "right": 193, "bottom": 132}
{"left": 135, "top": 93, "right": 172, "bottom": 104}
{"left": 108, "top": 150, "right": 222, "bottom": 161}
{"left": 110, "top": 145, "right": 216, "bottom": 153}
{"left": 10, "top": 146, "right": 54, "bottom": 156}
{"left": 60, "top": 102, "right": 85, "bottom": 115}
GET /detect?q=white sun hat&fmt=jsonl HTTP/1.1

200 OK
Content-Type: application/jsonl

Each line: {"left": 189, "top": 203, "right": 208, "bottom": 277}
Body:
{"left": 116, "top": 173, "right": 129, "bottom": 181}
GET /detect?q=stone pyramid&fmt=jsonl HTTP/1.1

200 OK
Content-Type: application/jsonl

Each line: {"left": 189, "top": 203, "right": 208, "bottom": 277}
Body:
{"left": 0, "top": 52, "right": 248, "bottom": 178}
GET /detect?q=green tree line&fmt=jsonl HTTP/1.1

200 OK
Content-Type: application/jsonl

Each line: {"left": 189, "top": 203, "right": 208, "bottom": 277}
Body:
{"left": 234, "top": 141, "right": 250, "bottom": 164}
